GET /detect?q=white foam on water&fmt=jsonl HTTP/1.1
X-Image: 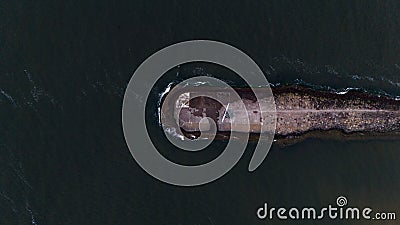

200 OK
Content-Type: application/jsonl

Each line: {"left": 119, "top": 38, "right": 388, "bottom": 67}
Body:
{"left": 0, "top": 89, "right": 16, "bottom": 104}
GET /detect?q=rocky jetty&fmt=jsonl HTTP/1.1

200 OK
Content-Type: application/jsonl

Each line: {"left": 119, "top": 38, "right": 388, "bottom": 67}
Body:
{"left": 162, "top": 85, "right": 400, "bottom": 141}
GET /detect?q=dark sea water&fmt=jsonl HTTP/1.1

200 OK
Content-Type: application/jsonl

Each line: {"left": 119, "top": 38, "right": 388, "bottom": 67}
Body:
{"left": 1, "top": 1, "right": 400, "bottom": 224}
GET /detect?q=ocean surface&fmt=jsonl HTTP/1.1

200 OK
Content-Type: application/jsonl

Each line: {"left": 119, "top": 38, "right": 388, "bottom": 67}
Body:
{"left": 1, "top": 1, "right": 400, "bottom": 224}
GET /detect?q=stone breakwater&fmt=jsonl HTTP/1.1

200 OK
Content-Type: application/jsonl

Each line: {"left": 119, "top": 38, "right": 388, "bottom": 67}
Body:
{"left": 163, "top": 85, "right": 400, "bottom": 139}
{"left": 273, "top": 86, "right": 400, "bottom": 137}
